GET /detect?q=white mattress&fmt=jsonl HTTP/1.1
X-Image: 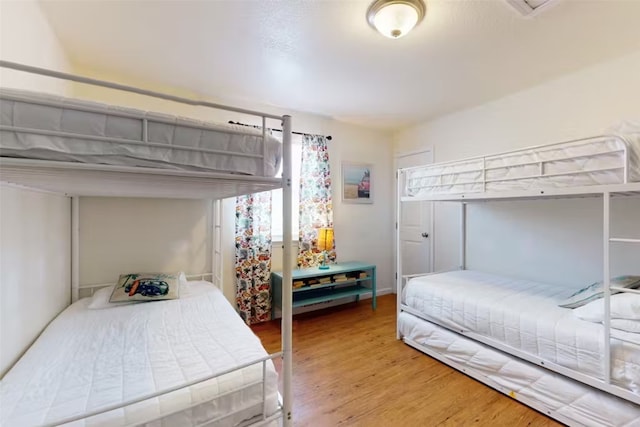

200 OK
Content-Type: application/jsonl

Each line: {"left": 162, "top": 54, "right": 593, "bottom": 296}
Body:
{"left": 402, "top": 270, "right": 640, "bottom": 392}
{"left": 0, "top": 282, "right": 279, "bottom": 426}
{"left": 0, "top": 88, "right": 282, "bottom": 176}
{"left": 399, "top": 312, "right": 640, "bottom": 427}
{"left": 405, "top": 131, "right": 640, "bottom": 197}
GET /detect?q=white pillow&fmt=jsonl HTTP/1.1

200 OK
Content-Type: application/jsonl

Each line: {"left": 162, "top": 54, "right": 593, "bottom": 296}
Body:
{"left": 88, "top": 285, "right": 143, "bottom": 309}
{"left": 559, "top": 276, "right": 640, "bottom": 309}
{"left": 572, "top": 293, "right": 640, "bottom": 322}
{"left": 611, "top": 319, "right": 640, "bottom": 334}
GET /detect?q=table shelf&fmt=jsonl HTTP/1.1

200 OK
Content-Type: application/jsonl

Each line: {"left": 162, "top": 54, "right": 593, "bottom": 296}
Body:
{"left": 293, "top": 277, "right": 370, "bottom": 293}
{"left": 271, "top": 261, "right": 377, "bottom": 318}
{"left": 292, "top": 285, "right": 370, "bottom": 307}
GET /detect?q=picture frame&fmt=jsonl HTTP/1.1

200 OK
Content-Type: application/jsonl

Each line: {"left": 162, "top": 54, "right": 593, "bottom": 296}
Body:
{"left": 342, "top": 162, "right": 373, "bottom": 204}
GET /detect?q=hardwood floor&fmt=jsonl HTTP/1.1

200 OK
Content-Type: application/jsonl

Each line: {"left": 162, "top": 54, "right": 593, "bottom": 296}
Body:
{"left": 251, "top": 294, "right": 562, "bottom": 427}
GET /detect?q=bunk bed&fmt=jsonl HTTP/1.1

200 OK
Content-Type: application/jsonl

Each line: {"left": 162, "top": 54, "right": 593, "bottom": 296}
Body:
{"left": 0, "top": 61, "right": 294, "bottom": 427}
{"left": 396, "top": 131, "right": 640, "bottom": 426}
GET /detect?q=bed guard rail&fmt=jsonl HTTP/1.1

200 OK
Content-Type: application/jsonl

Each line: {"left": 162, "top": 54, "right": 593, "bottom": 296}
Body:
{"left": 0, "top": 60, "right": 281, "bottom": 177}
{"left": 401, "top": 134, "right": 633, "bottom": 198}
{"left": 41, "top": 352, "right": 283, "bottom": 427}
{"left": 77, "top": 272, "right": 217, "bottom": 297}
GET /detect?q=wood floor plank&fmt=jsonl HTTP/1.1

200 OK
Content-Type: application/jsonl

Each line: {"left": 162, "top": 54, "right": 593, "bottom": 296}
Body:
{"left": 252, "top": 294, "right": 561, "bottom": 426}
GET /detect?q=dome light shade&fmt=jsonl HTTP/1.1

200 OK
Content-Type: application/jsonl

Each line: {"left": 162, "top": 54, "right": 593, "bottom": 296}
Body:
{"left": 367, "top": 0, "right": 426, "bottom": 39}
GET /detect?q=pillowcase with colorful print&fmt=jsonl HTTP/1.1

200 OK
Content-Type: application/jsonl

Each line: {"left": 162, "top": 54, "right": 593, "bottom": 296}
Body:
{"left": 109, "top": 272, "right": 181, "bottom": 303}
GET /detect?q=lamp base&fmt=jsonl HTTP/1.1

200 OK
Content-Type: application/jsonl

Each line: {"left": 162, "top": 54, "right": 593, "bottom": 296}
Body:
{"left": 318, "top": 265, "right": 330, "bottom": 270}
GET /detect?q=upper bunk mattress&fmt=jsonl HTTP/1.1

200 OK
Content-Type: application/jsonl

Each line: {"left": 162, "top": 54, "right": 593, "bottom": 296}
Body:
{"left": 402, "top": 270, "right": 640, "bottom": 393}
{"left": 0, "top": 88, "right": 282, "bottom": 176}
{"left": 405, "top": 127, "right": 640, "bottom": 197}
{"left": 0, "top": 281, "right": 279, "bottom": 426}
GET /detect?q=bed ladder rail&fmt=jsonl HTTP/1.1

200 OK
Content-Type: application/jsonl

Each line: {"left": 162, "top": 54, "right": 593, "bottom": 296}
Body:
{"left": 609, "top": 237, "right": 640, "bottom": 243}
{"left": 602, "top": 191, "right": 640, "bottom": 387}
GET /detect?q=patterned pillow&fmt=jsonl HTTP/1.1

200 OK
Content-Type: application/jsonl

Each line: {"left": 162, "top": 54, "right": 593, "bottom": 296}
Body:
{"left": 559, "top": 276, "right": 640, "bottom": 309}
{"left": 109, "top": 272, "right": 181, "bottom": 303}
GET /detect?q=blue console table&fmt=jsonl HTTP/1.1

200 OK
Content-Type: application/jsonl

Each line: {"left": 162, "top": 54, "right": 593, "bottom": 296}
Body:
{"left": 271, "top": 261, "right": 377, "bottom": 318}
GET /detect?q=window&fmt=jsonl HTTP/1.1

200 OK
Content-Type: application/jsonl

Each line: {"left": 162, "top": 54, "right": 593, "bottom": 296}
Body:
{"left": 271, "top": 135, "right": 301, "bottom": 242}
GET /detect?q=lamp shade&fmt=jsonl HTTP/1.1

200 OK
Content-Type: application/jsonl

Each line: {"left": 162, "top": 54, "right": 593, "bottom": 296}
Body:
{"left": 317, "top": 227, "right": 334, "bottom": 252}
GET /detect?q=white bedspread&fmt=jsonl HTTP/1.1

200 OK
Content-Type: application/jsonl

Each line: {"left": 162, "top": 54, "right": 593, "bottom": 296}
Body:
{"left": 403, "top": 270, "right": 640, "bottom": 392}
{"left": 0, "top": 282, "right": 279, "bottom": 426}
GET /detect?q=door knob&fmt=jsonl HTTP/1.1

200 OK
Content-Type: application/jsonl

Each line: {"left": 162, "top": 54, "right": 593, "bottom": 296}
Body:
{"left": 421, "top": 232, "right": 429, "bottom": 238}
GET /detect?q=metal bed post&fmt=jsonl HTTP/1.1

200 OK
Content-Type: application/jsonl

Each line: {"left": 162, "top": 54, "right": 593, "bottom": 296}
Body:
{"left": 482, "top": 157, "right": 487, "bottom": 192}
{"left": 261, "top": 116, "right": 268, "bottom": 176}
{"left": 602, "top": 191, "right": 611, "bottom": 384}
{"left": 460, "top": 202, "right": 467, "bottom": 270}
{"left": 281, "top": 115, "right": 293, "bottom": 426}
{"left": 396, "top": 169, "right": 403, "bottom": 339}
{"left": 71, "top": 196, "right": 80, "bottom": 303}
{"left": 142, "top": 119, "right": 149, "bottom": 143}
{"left": 430, "top": 202, "right": 435, "bottom": 272}
{"left": 623, "top": 144, "right": 629, "bottom": 183}
{"left": 212, "top": 199, "right": 223, "bottom": 291}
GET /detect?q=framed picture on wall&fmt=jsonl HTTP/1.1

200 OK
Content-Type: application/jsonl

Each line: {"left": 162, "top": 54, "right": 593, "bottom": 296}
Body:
{"left": 342, "top": 162, "right": 373, "bottom": 204}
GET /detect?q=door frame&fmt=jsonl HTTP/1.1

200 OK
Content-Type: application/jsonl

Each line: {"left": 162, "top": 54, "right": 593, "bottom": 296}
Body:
{"left": 394, "top": 148, "right": 435, "bottom": 294}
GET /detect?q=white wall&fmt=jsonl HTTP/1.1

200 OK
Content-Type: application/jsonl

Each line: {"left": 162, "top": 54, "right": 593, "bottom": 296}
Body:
{"left": 396, "top": 50, "right": 640, "bottom": 161}
{"left": 0, "top": 186, "right": 71, "bottom": 376}
{"left": 78, "top": 198, "right": 213, "bottom": 286}
{"left": 0, "top": 0, "right": 73, "bottom": 377}
{"left": 0, "top": 0, "right": 70, "bottom": 94}
{"left": 68, "top": 67, "right": 395, "bottom": 305}
{"left": 395, "top": 51, "right": 640, "bottom": 287}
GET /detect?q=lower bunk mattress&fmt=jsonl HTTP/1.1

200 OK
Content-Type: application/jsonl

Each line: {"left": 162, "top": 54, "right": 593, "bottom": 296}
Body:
{"left": 399, "top": 312, "right": 640, "bottom": 426}
{"left": 0, "top": 281, "right": 279, "bottom": 426}
{"left": 400, "top": 270, "right": 640, "bottom": 425}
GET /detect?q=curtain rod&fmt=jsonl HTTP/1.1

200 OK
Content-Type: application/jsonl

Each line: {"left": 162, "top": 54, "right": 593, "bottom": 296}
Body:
{"left": 228, "top": 121, "right": 332, "bottom": 141}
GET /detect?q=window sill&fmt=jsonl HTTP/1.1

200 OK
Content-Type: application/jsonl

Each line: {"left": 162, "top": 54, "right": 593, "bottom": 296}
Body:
{"left": 272, "top": 239, "right": 298, "bottom": 246}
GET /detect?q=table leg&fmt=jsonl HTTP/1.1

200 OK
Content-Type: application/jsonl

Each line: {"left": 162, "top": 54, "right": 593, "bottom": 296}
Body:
{"left": 372, "top": 267, "right": 377, "bottom": 310}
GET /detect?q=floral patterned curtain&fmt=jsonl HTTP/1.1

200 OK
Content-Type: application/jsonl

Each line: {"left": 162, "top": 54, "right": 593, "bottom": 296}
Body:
{"left": 297, "top": 135, "right": 336, "bottom": 268}
{"left": 235, "top": 191, "right": 272, "bottom": 324}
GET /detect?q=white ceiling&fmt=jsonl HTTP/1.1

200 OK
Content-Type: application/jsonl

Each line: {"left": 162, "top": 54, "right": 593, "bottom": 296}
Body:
{"left": 39, "top": 0, "right": 640, "bottom": 130}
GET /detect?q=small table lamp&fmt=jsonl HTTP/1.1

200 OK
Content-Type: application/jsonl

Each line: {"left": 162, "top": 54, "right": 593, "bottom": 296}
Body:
{"left": 317, "top": 227, "right": 334, "bottom": 270}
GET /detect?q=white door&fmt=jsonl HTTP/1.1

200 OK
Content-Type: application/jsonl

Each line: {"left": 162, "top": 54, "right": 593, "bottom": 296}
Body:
{"left": 396, "top": 150, "right": 433, "bottom": 277}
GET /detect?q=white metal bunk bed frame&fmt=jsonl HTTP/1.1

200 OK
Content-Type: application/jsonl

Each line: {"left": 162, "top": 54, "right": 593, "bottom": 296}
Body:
{"left": 395, "top": 141, "right": 640, "bottom": 416}
{"left": 403, "top": 134, "right": 636, "bottom": 198}
{"left": 0, "top": 61, "right": 294, "bottom": 427}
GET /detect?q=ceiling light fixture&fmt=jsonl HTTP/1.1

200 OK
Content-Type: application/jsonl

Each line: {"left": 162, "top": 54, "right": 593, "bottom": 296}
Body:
{"left": 367, "top": 0, "right": 426, "bottom": 39}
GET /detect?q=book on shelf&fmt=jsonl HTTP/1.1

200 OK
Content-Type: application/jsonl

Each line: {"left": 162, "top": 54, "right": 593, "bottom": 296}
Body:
{"left": 318, "top": 276, "right": 332, "bottom": 284}
{"left": 333, "top": 273, "right": 348, "bottom": 282}
{"left": 358, "top": 272, "right": 368, "bottom": 279}
{"left": 293, "top": 280, "right": 305, "bottom": 289}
